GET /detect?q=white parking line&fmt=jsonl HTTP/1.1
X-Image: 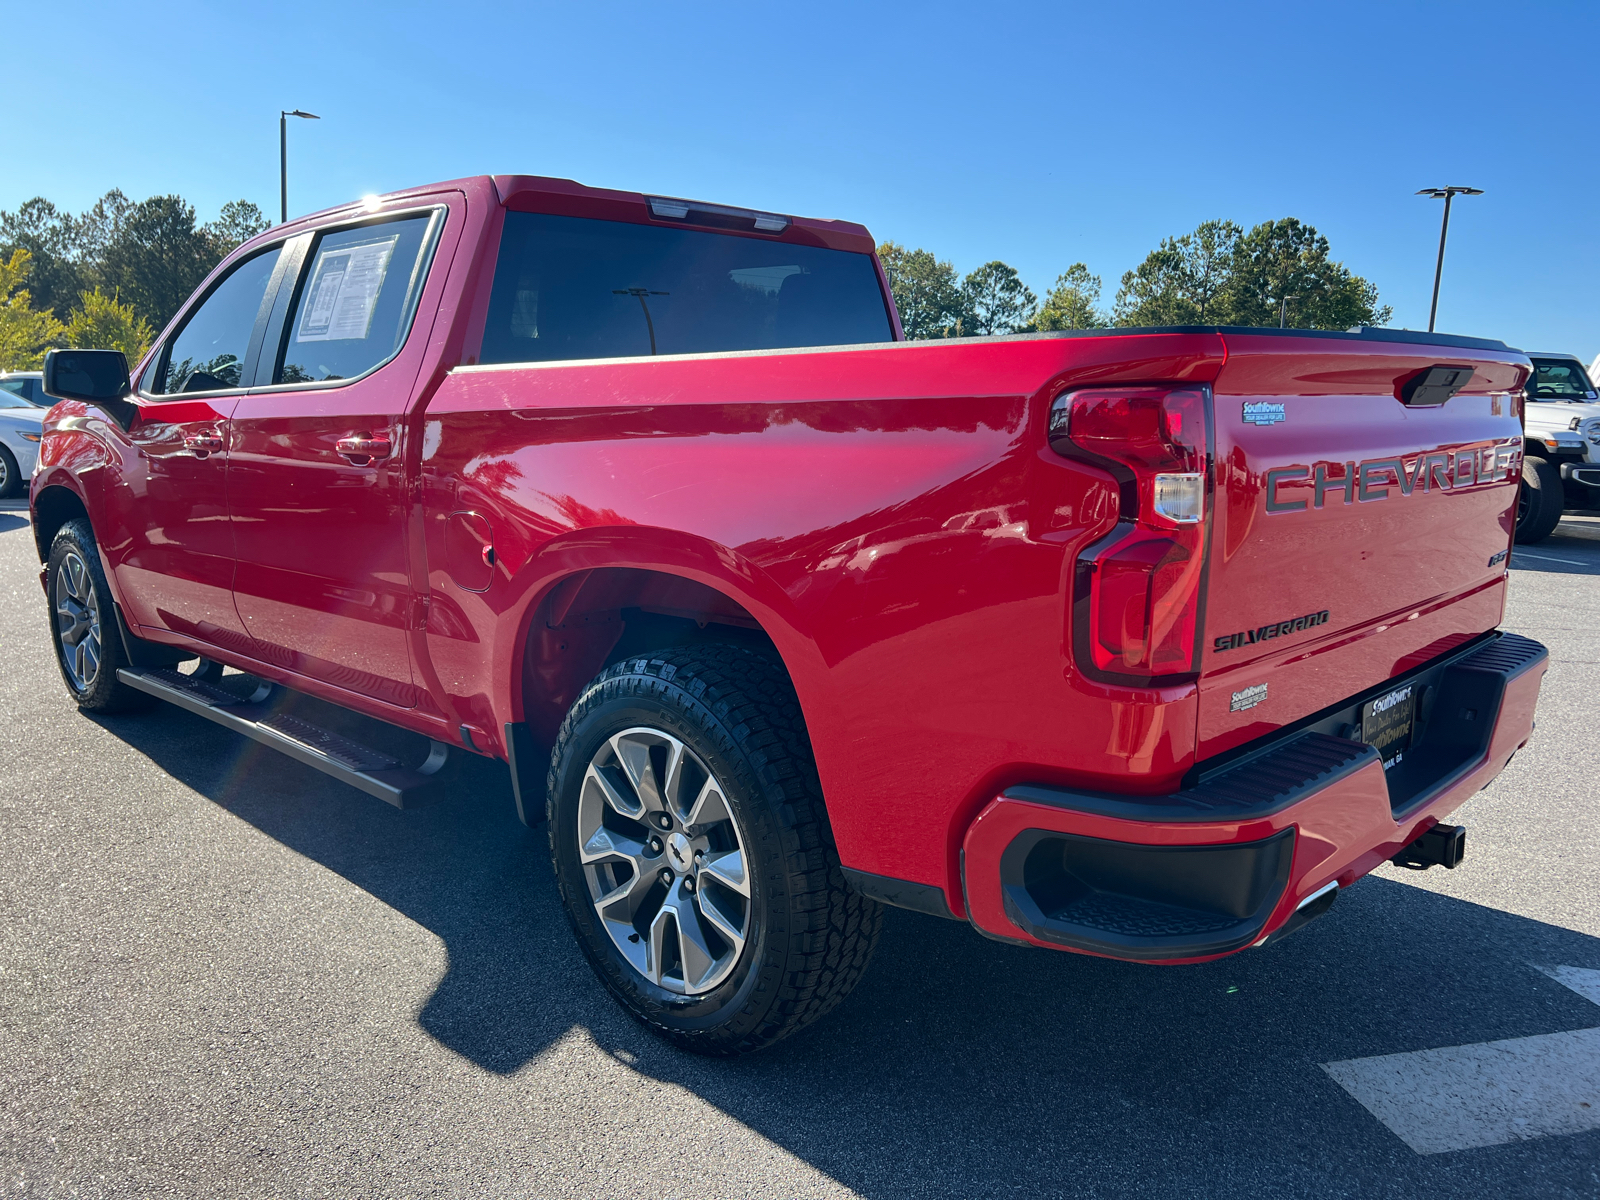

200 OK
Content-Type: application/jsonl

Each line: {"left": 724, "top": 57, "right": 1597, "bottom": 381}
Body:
{"left": 1512, "top": 549, "right": 1590, "bottom": 566}
{"left": 1322, "top": 966, "right": 1600, "bottom": 1154}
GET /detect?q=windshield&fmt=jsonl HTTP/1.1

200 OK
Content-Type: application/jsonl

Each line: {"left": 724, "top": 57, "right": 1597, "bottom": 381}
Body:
{"left": 1529, "top": 359, "right": 1597, "bottom": 400}
{"left": 0, "top": 384, "right": 35, "bottom": 409}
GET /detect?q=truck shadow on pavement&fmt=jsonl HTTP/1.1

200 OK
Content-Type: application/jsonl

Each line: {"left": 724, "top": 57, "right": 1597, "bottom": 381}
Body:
{"left": 94, "top": 705, "right": 1600, "bottom": 1199}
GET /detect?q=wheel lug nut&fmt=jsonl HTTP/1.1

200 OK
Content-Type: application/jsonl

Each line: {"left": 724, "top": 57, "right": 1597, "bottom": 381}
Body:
{"left": 684, "top": 877, "right": 696, "bottom": 893}
{"left": 656, "top": 813, "right": 672, "bottom": 830}
{"left": 649, "top": 838, "right": 662, "bottom": 853}
{"left": 658, "top": 869, "right": 673, "bottom": 886}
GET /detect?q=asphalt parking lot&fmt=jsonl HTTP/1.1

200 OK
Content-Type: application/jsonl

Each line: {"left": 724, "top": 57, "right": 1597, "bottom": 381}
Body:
{"left": 1, "top": 497, "right": 1597, "bottom": 1199}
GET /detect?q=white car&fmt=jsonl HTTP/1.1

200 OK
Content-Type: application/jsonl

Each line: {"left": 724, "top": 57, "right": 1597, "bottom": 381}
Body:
{"left": 0, "top": 370, "right": 50, "bottom": 407}
{"left": 1517, "top": 352, "right": 1600, "bottom": 543}
{"left": 0, "top": 387, "right": 44, "bottom": 498}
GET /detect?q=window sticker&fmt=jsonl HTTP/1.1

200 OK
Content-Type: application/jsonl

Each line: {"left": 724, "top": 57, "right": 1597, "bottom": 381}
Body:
{"left": 297, "top": 234, "right": 399, "bottom": 342}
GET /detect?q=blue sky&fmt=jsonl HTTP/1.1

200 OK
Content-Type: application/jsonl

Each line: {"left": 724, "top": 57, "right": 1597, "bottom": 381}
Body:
{"left": 4, "top": 0, "right": 1595, "bottom": 357}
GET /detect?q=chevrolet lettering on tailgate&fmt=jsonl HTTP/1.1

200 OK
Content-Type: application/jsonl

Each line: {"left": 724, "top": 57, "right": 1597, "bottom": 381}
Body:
{"left": 1263, "top": 441, "right": 1522, "bottom": 513}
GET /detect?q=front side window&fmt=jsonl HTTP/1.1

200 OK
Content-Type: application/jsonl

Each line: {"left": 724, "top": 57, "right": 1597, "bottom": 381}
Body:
{"left": 1530, "top": 359, "right": 1597, "bottom": 400}
{"left": 155, "top": 247, "right": 282, "bottom": 395}
{"left": 480, "top": 211, "right": 893, "bottom": 365}
{"left": 274, "top": 215, "right": 436, "bottom": 384}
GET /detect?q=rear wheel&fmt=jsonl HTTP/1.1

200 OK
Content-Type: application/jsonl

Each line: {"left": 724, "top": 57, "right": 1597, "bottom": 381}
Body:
{"left": 0, "top": 445, "right": 20, "bottom": 499}
{"left": 547, "top": 644, "right": 881, "bottom": 1055}
{"left": 1515, "top": 457, "right": 1564, "bottom": 544}
{"left": 46, "top": 519, "right": 153, "bottom": 712}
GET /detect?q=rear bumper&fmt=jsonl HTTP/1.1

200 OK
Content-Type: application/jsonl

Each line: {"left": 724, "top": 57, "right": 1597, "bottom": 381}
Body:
{"left": 960, "top": 632, "right": 1548, "bottom": 962}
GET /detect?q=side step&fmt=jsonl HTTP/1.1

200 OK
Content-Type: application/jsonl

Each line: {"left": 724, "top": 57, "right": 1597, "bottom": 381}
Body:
{"left": 117, "top": 668, "right": 449, "bottom": 808}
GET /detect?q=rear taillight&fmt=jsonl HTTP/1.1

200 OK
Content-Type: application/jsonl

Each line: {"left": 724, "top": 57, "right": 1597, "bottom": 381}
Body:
{"left": 1049, "top": 386, "right": 1212, "bottom": 684}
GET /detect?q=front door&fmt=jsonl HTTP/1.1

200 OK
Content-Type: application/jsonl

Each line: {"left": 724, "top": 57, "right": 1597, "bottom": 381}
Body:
{"left": 227, "top": 210, "right": 445, "bottom": 708}
{"left": 108, "top": 244, "right": 284, "bottom": 652}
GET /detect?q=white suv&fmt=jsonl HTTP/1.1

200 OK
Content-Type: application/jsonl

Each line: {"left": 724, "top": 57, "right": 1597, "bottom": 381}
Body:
{"left": 1517, "top": 352, "right": 1600, "bottom": 543}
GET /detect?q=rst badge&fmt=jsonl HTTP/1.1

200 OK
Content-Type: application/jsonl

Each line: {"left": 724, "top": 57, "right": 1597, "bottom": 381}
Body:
{"left": 1243, "top": 401, "right": 1286, "bottom": 426}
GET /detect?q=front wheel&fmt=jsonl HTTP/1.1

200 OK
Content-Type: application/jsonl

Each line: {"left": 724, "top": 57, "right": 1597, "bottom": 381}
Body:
{"left": 0, "top": 445, "right": 21, "bottom": 499}
{"left": 46, "top": 519, "right": 154, "bottom": 712}
{"left": 1515, "top": 457, "right": 1564, "bottom": 544}
{"left": 547, "top": 645, "right": 881, "bottom": 1055}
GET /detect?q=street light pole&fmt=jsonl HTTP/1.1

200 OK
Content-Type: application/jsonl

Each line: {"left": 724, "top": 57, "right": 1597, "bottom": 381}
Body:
{"left": 1416, "top": 186, "right": 1483, "bottom": 333}
{"left": 279, "top": 109, "right": 320, "bottom": 224}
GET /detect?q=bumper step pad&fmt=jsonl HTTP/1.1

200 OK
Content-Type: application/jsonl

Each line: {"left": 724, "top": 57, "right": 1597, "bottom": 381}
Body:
{"left": 996, "top": 827, "right": 1297, "bottom": 960}
{"left": 1004, "top": 730, "right": 1377, "bottom": 824}
{"left": 117, "top": 668, "right": 448, "bottom": 808}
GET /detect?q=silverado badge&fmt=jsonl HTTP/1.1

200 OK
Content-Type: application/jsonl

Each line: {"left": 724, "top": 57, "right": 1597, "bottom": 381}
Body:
{"left": 1214, "top": 609, "right": 1330, "bottom": 653}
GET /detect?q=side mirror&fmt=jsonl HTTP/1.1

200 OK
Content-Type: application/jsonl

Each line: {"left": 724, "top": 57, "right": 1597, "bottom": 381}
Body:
{"left": 43, "top": 348, "right": 132, "bottom": 403}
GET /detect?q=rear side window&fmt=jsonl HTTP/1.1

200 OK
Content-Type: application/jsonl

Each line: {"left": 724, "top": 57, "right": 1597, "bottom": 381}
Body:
{"left": 275, "top": 215, "right": 436, "bottom": 384}
{"left": 480, "top": 211, "right": 893, "bottom": 365}
{"left": 155, "top": 247, "right": 282, "bottom": 394}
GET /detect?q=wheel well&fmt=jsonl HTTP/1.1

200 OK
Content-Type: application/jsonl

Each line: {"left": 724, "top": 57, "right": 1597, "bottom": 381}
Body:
{"left": 31, "top": 486, "right": 89, "bottom": 563}
{"left": 520, "top": 567, "right": 780, "bottom": 746}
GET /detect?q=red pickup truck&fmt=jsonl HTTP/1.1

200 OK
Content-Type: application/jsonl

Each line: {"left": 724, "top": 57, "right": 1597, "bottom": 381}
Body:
{"left": 31, "top": 175, "right": 1547, "bottom": 1055}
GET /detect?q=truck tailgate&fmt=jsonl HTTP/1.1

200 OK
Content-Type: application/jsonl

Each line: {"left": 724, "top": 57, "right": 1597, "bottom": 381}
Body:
{"left": 1198, "top": 332, "right": 1528, "bottom": 760}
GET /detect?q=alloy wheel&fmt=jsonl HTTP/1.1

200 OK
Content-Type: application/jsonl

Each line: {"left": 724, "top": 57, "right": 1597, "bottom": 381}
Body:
{"left": 54, "top": 550, "right": 102, "bottom": 692}
{"left": 577, "top": 727, "right": 751, "bottom": 995}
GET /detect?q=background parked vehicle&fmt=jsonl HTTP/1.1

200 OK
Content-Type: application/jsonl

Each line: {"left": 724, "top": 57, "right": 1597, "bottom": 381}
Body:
{"left": 0, "top": 389, "right": 44, "bottom": 498}
{"left": 0, "top": 372, "right": 50, "bottom": 408}
{"left": 1517, "top": 352, "right": 1600, "bottom": 543}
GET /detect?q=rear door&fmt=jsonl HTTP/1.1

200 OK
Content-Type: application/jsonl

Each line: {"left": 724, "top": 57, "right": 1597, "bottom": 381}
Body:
{"left": 226, "top": 203, "right": 451, "bottom": 708}
{"left": 1198, "top": 333, "right": 1527, "bottom": 760}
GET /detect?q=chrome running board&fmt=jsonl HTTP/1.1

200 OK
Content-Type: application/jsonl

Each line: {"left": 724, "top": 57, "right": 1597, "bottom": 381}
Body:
{"left": 117, "top": 667, "right": 449, "bottom": 808}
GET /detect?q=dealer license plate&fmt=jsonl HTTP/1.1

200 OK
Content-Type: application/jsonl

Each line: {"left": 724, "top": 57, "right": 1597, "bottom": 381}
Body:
{"left": 1362, "top": 683, "right": 1416, "bottom": 769}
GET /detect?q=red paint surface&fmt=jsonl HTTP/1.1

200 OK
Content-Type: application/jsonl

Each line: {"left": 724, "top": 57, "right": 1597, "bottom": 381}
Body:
{"left": 31, "top": 174, "right": 1544, "bottom": 956}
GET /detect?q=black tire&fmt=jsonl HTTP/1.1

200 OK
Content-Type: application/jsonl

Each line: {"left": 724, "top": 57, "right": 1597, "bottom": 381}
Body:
{"left": 547, "top": 644, "right": 882, "bottom": 1055}
{"left": 0, "top": 445, "right": 20, "bottom": 499}
{"left": 46, "top": 519, "right": 154, "bottom": 712}
{"left": 1515, "top": 457, "right": 1564, "bottom": 544}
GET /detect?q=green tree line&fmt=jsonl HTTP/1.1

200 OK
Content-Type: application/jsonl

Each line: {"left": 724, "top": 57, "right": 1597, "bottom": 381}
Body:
{"left": 881, "top": 216, "right": 1392, "bottom": 339}
{"left": 2, "top": 192, "right": 1390, "bottom": 369}
{"left": 0, "top": 191, "right": 270, "bottom": 370}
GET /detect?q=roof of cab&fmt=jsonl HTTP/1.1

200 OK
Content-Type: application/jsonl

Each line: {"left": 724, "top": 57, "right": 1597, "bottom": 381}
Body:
{"left": 265, "top": 174, "right": 877, "bottom": 256}
{"left": 491, "top": 174, "right": 877, "bottom": 254}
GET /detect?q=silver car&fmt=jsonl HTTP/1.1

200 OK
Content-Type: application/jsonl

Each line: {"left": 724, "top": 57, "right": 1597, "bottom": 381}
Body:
{"left": 0, "top": 386, "right": 45, "bottom": 498}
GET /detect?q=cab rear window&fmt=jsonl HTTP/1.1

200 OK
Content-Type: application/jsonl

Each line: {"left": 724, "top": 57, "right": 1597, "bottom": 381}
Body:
{"left": 480, "top": 211, "right": 892, "bottom": 364}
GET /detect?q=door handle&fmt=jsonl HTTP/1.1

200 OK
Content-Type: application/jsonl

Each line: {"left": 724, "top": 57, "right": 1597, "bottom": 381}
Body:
{"left": 183, "top": 430, "right": 224, "bottom": 456}
{"left": 336, "top": 433, "right": 393, "bottom": 465}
